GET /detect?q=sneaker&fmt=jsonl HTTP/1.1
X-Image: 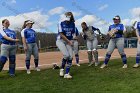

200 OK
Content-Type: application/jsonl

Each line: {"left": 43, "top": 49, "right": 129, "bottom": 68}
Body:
{"left": 122, "top": 64, "right": 127, "bottom": 69}
{"left": 64, "top": 74, "right": 72, "bottom": 79}
{"left": 27, "top": 69, "right": 31, "bottom": 74}
{"left": 35, "top": 67, "right": 41, "bottom": 71}
{"left": 95, "top": 62, "right": 99, "bottom": 66}
{"left": 9, "top": 74, "right": 15, "bottom": 77}
{"left": 60, "top": 69, "right": 64, "bottom": 77}
{"left": 88, "top": 62, "right": 94, "bottom": 66}
{"left": 133, "top": 63, "right": 139, "bottom": 68}
{"left": 76, "top": 64, "right": 80, "bottom": 67}
{"left": 100, "top": 64, "right": 107, "bottom": 68}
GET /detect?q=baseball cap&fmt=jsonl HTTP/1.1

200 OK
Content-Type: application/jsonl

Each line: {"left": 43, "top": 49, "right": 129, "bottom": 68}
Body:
{"left": 26, "top": 20, "right": 34, "bottom": 25}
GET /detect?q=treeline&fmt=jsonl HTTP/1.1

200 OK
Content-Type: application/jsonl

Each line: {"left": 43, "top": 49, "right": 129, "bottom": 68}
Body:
{"left": 14, "top": 25, "right": 137, "bottom": 49}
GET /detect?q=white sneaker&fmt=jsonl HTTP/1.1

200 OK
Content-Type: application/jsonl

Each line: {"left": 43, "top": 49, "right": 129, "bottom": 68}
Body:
{"left": 133, "top": 63, "right": 139, "bottom": 68}
{"left": 35, "top": 67, "right": 41, "bottom": 71}
{"left": 88, "top": 62, "right": 94, "bottom": 66}
{"left": 100, "top": 64, "right": 107, "bottom": 68}
{"left": 60, "top": 69, "right": 64, "bottom": 77}
{"left": 95, "top": 62, "right": 99, "bottom": 66}
{"left": 64, "top": 74, "right": 72, "bottom": 79}
{"left": 27, "top": 69, "right": 31, "bottom": 74}
{"left": 122, "top": 64, "right": 127, "bottom": 68}
{"left": 76, "top": 64, "right": 80, "bottom": 67}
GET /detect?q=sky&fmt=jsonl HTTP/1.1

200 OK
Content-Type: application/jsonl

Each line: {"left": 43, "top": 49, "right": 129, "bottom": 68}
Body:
{"left": 0, "top": 0, "right": 140, "bottom": 33}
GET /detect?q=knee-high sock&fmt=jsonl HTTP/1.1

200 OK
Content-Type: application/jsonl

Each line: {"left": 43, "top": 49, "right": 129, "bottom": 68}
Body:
{"left": 9, "top": 55, "right": 16, "bottom": 75}
{"left": 93, "top": 51, "right": 98, "bottom": 63}
{"left": 26, "top": 60, "right": 30, "bottom": 70}
{"left": 104, "top": 54, "right": 111, "bottom": 65}
{"left": 0, "top": 56, "right": 7, "bottom": 71}
{"left": 34, "top": 59, "right": 39, "bottom": 67}
{"left": 136, "top": 54, "right": 140, "bottom": 64}
{"left": 61, "top": 58, "right": 67, "bottom": 69}
{"left": 75, "top": 54, "right": 79, "bottom": 64}
{"left": 66, "top": 59, "right": 72, "bottom": 74}
{"left": 121, "top": 54, "right": 127, "bottom": 64}
{"left": 88, "top": 51, "right": 93, "bottom": 63}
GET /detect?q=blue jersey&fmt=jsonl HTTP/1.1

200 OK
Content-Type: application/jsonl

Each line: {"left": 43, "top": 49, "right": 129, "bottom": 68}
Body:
{"left": 75, "top": 27, "right": 79, "bottom": 36}
{"left": 135, "top": 22, "right": 140, "bottom": 35}
{"left": 109, "top": 24, "right": 125, "bottom": 38}
{"left": 0, "top": 28, "right": 16, "bottom": 45}
{"left": 57, "top": 21, "right": 76, "bottom": 40}
{"left": 21, "top": 28, "right": 36, "bottom": 44}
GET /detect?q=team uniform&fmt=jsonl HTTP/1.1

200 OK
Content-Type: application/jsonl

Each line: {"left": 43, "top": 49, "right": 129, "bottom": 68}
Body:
{"left": 133, "top": 21, "right": 140, "bottom": 67}
{"left": 82, "top": 26, "right": 99, "bottom": 66}
{"left": 56, "top": 21, "right": 76, "bottom": 78}
{"left": 72, "top": 27, "right": 80, "bottom": 66}
{"left": 21, "top": 28, "right": 39, "bottom": 71}
{"left": 0, "top": 28, "right": 17, "bottom": 76}
{"left": 100, "top": 23, "right": 127, "bottom": 68}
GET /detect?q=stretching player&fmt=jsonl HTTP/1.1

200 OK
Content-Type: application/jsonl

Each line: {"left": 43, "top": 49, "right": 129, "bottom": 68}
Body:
{"left": 100, "top": 15, "right": 127, "bottom": 69}
{"left": 0, "top": 19, "right": 19, "bottom": 76}
{"left": 81, "top": 22, "right": 102, "bottom": 66}
{"left": 21, "top": 20, "right": 40, "bottom": 74}
{"left": 56, "top": 12, "right": 76, "bottom": 79}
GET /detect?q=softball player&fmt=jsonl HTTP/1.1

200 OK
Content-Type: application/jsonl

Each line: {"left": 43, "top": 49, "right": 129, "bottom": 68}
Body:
{"left": 21, "top": 20, "right": 40, "bottom": 74}
{"left": 0, "top": 19, "right": 19, "bottom": 76}
{"left": 81, "top": 22, "right": 102, "bottom": 66}
{"left": 72, "top": 27, "right": 80, "bottom": 66}
{"left": 133, "top": 21, "right": 140, "bottom": 68}
{"left": 56, "top": 12, "right": 75, "bottom": 79}
{"left": 100, "top": 15, "right": 127, "bottom": 69}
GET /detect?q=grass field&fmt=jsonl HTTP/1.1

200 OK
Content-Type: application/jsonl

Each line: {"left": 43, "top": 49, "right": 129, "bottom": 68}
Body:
{"left": 0, "top": 57, "right": 140, "bottom": 93}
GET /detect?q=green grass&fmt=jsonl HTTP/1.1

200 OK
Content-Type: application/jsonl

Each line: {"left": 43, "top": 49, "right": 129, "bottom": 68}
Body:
{"left": 0, "top": 57, "right": 140, "bottom": 93}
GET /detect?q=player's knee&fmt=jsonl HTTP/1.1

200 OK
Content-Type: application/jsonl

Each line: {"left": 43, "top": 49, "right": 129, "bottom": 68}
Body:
{"left": 92, "top": 49, "right": 97, "bottom": 53}
{"left": 87, "top": 50, "right": 92, "bottom": 54}
{"left": 0, "top": 56, "right": 7, "bottom": 64}
{"left": 120, "top": 52, "right": 125, "bottom": 56}
{"left": 137, "top": 52, "right": 140, "bottom": 56}
{"left": 106, "top": 52, "right": 112, "bottom": 55}
{"left": 75, "top": 54, "right": 79, "bottom": 57}
{"left": 64, "top": 55, "right": 69, "bottom": 60}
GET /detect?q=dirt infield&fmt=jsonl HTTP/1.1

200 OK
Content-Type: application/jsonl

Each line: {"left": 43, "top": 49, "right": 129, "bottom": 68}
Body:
{"left": 3, "top": 48, "right": 137, "bottom": 70}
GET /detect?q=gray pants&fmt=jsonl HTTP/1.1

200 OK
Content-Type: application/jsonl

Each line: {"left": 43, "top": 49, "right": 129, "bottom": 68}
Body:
{"left": 1, "top": 44, "right": 17, "bottom": 57}
{"left": 26, "top": 43, "right": 39, "bottom": 60}
{"left": 107, "top": 38, "right": 125, "bottom": 55}
{"left": 87, "top": 38, "right": 98, "bottom": 51}
{"left": 72, "top": 40, "right": 79, "bottom": 55}
{"left": 56, "top": 39, "right": 73, "bottom": 60}
{"left": 0, "top": 44, "right": 17, "bottom": 75}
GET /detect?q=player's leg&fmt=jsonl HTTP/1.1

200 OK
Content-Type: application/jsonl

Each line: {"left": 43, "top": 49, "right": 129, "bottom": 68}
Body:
{"left": 32, "top": 43, "right": 40, "bottom": 71}
{"left": 0, "top": 44, "right": 8, "bottom": 72}
{"left": 25, "top": 44, "right": 32, "bottom": 74}
{"left": 92, "top": 38, "right": 99, "bottom": 66}
{"left": 87, "top": 40, "right": 93, "bottom": 66}
{"left": 116, "top": 38, "right": 127, "bottom": 68}
{"left": 9, "top": 45, "right": 17, "bottom": 76}
{"left": 73, "top": 40, "right": 80, "bottom": 66}
{"left": 64, "top": 44, "right": 73, "bottom": 79}
{"left": 56, "top": 40, "right": 69, "bottom": 77}
{"left": 133, "top": 42, "right": 140, "bottom": 68}
{"left": 100, "top": 39, "right": 115, "bottom": 68}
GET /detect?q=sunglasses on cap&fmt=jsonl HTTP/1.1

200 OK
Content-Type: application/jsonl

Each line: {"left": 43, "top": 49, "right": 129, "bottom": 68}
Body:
{"left": 26, "top": 20, "right": 34, "bottom": 25}
{"left": 113, "top": 17, "right": 120, "bottom": 20}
